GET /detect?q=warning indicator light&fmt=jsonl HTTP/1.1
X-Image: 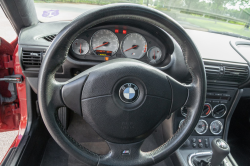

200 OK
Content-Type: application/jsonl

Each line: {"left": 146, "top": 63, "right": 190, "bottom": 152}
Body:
{"left": 105, "top": 57, "right": 109, "bottom": 61}
{"left": 115, "top": 29, "right": 119, "bottom": 33}
{"left": 123, "top": 30, "right": 127, "bottom": 34}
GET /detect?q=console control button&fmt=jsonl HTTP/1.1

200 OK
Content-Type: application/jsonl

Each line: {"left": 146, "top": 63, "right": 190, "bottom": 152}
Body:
{"left": 220, "top": 100, "right": 228, "bottom": 104}
{"left": 192, "top": 143, "right": 197, "bottom": 148}
{"left": 198, "top": 143, "right": 203, "bottom": 148}
{"left": 192, "top": 138, "right": 196, "bottom": 143}
{"left": 205, "top": 142, "right": 209, "bottom": 148}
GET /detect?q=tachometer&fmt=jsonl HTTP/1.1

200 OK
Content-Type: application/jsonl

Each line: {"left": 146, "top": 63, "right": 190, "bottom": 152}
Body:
{"left": 121, "top": 33, "right": 147, "bottom": 59}
{"left": 72, "top": 39, "right": 89, "bottom": 55}
{"left": 91, "top": 29, "right": 119, "bottom": 56}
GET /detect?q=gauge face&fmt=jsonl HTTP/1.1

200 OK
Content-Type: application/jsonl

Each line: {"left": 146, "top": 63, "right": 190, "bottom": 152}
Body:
{"left": 201, "top": 103, "right": 212, "bottom": 118}
{"left": 195, "top": 120, "right": 208, "bottom": 135}
{"left": 212, "top": 104, "right": 227, "bottom": 118}
{"left": 121, "top": 33, "right": 147, "bottom": 59}
{"left": 147, "top": 46, "right": 162, "bottom": 64}
{"left": 179, "top": 119, "right": 185, "bottom": 128}
{"left": 210, "top": 120, "right": 223, "bottom": 135}
{"left": 72, "top": 39, "right": 89, "bottom": 55}
{"left": 181, "top": 107, "right": 187, "bottom": 117}
{"left": 91, "top": 29, "right": 119, "bottom": 56}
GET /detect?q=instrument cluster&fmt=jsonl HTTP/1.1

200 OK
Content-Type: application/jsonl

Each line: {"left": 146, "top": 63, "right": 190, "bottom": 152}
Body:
{"left": 70, "top": 25, "right": 168, "bottom": 66}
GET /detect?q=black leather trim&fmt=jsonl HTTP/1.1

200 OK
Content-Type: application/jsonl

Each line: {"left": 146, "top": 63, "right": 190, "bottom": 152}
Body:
{"left": 38, "top": 3, "right": 206, "bottom": 166}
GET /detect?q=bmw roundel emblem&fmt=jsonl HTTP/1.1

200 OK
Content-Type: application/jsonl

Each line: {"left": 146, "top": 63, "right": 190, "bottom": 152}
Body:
{"left": 119, "top": 83, "right": 140, "bottom": 103}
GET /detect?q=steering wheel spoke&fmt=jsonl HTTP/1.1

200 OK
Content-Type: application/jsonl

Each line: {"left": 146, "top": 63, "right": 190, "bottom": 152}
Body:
{"left": 99, "top": 140, "right": 154, "bottom": 166}
{"left": 167, "top": 76, "right": 189, "bottom": 113}
{"left": 61, "top": 74, "right": 88, "bottom": 116}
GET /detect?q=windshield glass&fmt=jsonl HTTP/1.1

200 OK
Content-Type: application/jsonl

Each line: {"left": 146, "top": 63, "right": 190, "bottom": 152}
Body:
{"left": 34, "top": 0, "right": 250, "bottom": 39}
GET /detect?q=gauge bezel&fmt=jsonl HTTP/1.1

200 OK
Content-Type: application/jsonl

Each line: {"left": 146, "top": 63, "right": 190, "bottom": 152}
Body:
{"left": 179, "top": 119, "right": 185, "bottom": 128}
{"left": 212, "top": 104, "right": 227, "bottom": 118}
{"left": 120, "top": 33, "right": 147, "bottom": 59}
{"left": 210, "top": 120, "right": 223, "bottom": 135}
{"left": 71, "top": 39, "right": 89, "bottom": 55}
{"left": 90, "top": 29, "right": 119, "bottom": 56}
{"left": 201, "top": 103, "right": 212, "bottom": 118}
{"left": 147, "top": 46, "right": 163, "bottom": 64}
{"left": 195, "top": 119, "right": 208, "bottom": 135}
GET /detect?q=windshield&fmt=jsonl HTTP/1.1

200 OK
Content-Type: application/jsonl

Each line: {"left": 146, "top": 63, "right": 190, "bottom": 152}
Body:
{"left": 34, "top": 0, "right": 250, "bottom": 39}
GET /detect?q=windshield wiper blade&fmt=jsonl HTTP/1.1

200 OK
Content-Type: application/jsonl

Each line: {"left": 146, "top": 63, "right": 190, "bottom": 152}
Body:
{"left": 209, "top": 30, "right": 250, "bottom": 41}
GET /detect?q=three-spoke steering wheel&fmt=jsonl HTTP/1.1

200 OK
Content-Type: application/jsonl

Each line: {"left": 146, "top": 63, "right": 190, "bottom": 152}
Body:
{"left": 38, "top": 4, "right": 206, "bottom": 166}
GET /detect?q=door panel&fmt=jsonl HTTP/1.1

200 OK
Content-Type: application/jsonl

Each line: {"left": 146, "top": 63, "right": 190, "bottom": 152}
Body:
{"left": 0, "top": 37, "right": 20, "bottom": 132}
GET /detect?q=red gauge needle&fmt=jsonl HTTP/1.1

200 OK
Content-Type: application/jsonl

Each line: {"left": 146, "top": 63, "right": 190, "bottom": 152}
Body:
{"left": 94, "top": 42, "right": 109, "bottom": 49}
{"left": 80, "top": 43, "right": 82, "bottom": 54}
{"left": 123, "top": 45, "right": 138, "bottom": 52}
{"left": 153, "top": 50, "right": 156, "bottom": 59}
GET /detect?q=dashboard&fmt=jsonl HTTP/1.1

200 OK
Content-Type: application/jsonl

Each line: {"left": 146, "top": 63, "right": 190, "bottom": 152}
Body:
{"left": 16, "top": 17, "right": 250, "bottom": 166}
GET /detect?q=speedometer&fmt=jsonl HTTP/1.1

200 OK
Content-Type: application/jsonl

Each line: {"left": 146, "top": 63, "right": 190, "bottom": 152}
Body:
{"left": 121, "top": 33, "right": 147, "bottom": 59}
{"left": 91, "top": 29, "right": 119, "bottom": 56}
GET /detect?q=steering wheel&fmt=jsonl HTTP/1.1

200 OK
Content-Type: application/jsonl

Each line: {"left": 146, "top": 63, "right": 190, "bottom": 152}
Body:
{"left": 38, "top": 4, "right": 206, "bottom": 166}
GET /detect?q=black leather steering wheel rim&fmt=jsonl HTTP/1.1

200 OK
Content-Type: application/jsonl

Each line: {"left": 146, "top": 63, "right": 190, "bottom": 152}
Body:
{"left": 38, "top": 4, "right": 206, "bottom": 166}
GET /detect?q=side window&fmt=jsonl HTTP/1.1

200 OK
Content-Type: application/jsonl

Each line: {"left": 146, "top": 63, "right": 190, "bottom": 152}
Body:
{"left": 0, "top": 6, "right": 17, "bottom": 42}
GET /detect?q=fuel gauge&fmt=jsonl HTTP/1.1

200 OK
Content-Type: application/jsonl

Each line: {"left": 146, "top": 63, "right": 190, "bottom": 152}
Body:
{"left": 72, "top": 39, "right": 89, "bottom": 55}
{"left": 147, "top": 46, "right": 162, "bottom": 64}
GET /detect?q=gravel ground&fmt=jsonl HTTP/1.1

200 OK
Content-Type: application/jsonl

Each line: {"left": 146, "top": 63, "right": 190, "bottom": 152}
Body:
{"left": 0, "top": 131, "right": 18, "bottom": 162}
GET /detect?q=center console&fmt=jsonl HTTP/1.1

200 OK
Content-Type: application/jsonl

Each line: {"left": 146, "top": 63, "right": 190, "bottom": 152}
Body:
{"left": 175, "top": 86, "right": 239, "bottom": 166}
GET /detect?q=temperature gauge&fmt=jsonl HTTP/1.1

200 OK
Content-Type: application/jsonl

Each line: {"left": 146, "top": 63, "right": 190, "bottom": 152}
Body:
{"left": 195, "top": 120, "right": 208, "bottom": 135}
{"left": 72, "top": 39, "right": 89, "bottom": 55}
{"left": 147, "top": 46, "right": 162, "bottom": 64}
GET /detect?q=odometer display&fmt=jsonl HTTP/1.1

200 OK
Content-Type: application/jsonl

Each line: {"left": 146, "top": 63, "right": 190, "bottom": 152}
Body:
{"left": 91, "top": 29, "right": 119, "bottom": 56}
{"left": 121, "top": 33, "right": 147, "bottom": 59}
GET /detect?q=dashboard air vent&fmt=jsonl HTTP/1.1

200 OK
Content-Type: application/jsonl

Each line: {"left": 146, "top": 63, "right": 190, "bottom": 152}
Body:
{"left": 204, "top": 61, "right": 249, "bottom": 85}
{"left": 42, "top": 34, "right": 56, "bottom": 42}
{"left": 222, "top": 66, "right": 249, "bottom": 83}
{"left": 22, "top": 50, "right": 44, "bottom": 68}
{"left": 205, "top": 65, "right": 223, "bottom": 80}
